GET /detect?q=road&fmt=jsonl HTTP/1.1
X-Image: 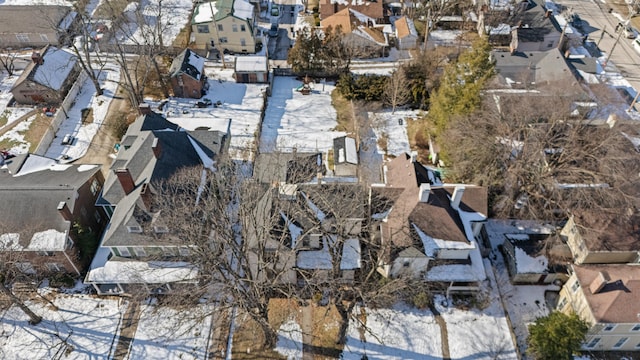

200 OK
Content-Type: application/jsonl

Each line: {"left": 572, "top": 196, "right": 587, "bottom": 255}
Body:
{"left": 267, "top": 4, "right": 297, "bottom": 61}
{"left": 561, "top": 0, "right": 640, "bottom": 90}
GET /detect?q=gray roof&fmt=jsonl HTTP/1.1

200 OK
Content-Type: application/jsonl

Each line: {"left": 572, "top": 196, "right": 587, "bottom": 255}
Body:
{"left": 169, "top": 49, "right": 205, "bottom": 81}
{"left": 100, "top": 112, "right": 229, "bottom": 247}
{"left": 0, "top": 5, "right": 72, "bottom": 34}
{"left": 0, "top": 154, "right": 100, "bottom": 248}
{"left": 254, "top": 152, "right": 323, "bottom": 184}
{"left": 491, "top": 48, "right": 576, "bottom": 87}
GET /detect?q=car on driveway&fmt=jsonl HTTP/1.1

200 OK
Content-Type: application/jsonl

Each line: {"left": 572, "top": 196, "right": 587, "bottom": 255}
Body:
{"left": 617, "top": 22, "right": 636, "bottom": 39}
{"left": 268, "top": 23, "right": 279, "bottom": 37}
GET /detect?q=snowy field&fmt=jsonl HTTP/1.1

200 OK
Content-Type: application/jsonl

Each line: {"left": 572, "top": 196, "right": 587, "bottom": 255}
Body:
{"left": 44, "top": 65, "right": 120, "bottom": 161}
{"left": 159, "top": 68, "right": 268, "bottom": 161}
{"left": 369, "top": 109, "right": 419, "bottom": 156}
{"left": 128, "top": 304, "right": 214, "bottom": 360}
{"left": 0, "top": 294, "right": 124, "bottom": 359}
{"left": 114, "top": 0, "right": 193, "bottom": 47}
{"left": 260, "top": 76, "right": 344, "bottom": 153}
{"left": 342, "top": 304, "right": 443, "bottom": 359}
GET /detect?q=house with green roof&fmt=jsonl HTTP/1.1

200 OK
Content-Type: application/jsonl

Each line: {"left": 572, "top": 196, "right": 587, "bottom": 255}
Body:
{"left": 191, "top": 0, "right": 258, "bottom": 55}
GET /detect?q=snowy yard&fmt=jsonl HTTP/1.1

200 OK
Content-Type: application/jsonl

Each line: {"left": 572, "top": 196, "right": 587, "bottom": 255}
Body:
{"left": 342, "top": 304, "right": 443, "bottom": 359}
{"left": 0, "top": 294, "right": 124, "bottom": 359}
{"left": 369, "top": 109, "right": 420, "bottom": 156}
{"left": 159, "top": 68, "right": 268, "bottom": 161}
{"left": 260, "top": 76, "right": 345, "bottom": 153}
{"left": 128, "top": 304, "right": 214, "bottom": 360}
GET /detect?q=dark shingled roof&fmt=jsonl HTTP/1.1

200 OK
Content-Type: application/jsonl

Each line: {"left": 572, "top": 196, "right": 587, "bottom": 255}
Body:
{"left": 169, "top": 49, "right": 205, "bottom": 81}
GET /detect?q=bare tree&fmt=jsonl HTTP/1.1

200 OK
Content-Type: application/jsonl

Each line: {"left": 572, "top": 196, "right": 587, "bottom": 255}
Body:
{"left": 383, "top": 68, "right": 411, "bottom": 113}
{"left": 443, "top": 87, "right": 640, "bottom": 220}
{"left": 66, "top": 8, "right": 107, "bottom": 96}
{"left": 0, "top": 49, "right": 19, "bottom": 76}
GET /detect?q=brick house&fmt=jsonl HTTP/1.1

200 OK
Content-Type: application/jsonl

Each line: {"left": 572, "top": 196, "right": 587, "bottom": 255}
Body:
{"left": 11, "top": 46, "right": 80, "bottom": 105}
{"left": 0, "top": 154, "right": 106, "bottom": 278}
{"left": 169, "top": 49, "right": 208, "bottom": 98}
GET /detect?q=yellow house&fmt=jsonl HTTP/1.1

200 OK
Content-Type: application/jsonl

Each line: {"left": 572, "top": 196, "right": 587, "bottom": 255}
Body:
{"left": 557, "top": 264, "right": 640, "bottom": 351}
{"left": 191, "top": 0, "right": 258, "bottom": 54}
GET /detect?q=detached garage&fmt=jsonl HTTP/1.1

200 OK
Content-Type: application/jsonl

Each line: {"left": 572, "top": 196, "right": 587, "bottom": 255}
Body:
{"left": 234, "top": 56, "right": 269, "bottom": 83}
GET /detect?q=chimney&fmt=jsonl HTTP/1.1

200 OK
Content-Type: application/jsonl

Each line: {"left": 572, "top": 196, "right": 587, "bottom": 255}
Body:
{"left": 544, "top": 9, "right": 552, "bottom": 18}
{"left": 115, "top": 168, "right": 135, "bottom": 195}
{"left": 31, "top": 51, "right": 43, "bottom": 65}
{"left": 138, "top": 103, "right": 151, "bottom": 115}
{"left": 410, "top": 150, "right": 418, "bottom": 163}
{"left": 418, "top": 183, "right": 430, "bottom": 202}
{"left": 589, "top": 271, "right": 610, "bottom": 294}
{"left": 57, "top": 201, "right": 73, "bottom": 221}
{"left": 451, "top": 186, "right": 465, "bottom": 210}
{"left": 152, "top": 137, "right": 162, "bottom": 159}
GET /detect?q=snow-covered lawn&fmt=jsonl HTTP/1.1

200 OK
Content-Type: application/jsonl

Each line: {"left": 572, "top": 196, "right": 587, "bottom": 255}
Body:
{"left": 0, "top": 70, "right": 25, "bottom": 122}
{"left": 114, "top": 0, "right": 193, "bottom": 47}
{"left": 44, "top": 65, "right": 120, "bottom": 161}
{"left": 0, "top": 294, "right": 124, "bottom": 359}
{"left": 275, "top": 319, "right": 303, "bottom": 360}
{"left": 369, "top": 109, "right": 420, "bottom": 156}
{"left": 260, "top": 76, "right": 344, "bottom": 153}
{"left": 127, "top": 304, "right": 214, "bottom": 360}
{"left": 159, "top": 68, "right": 267, "bottom": 160}
{"left": 0, "top": 113, "right": 38, "bottom": 154}
{"left": 342, "top": 304, "right": 443, "bottom": 359}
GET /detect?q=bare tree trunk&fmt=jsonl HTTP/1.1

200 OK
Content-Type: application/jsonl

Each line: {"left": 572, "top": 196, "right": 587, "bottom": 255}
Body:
{"left": 0, "top": 275, "right": 42, "bottom": 325}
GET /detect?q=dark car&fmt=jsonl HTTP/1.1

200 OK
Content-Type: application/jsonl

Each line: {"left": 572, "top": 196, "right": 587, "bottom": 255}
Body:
{"left": 268, "top": 23, "right": 279, "bottom": 37}
{"left": 195, "top": 98, "right": 212, "bottom": 108}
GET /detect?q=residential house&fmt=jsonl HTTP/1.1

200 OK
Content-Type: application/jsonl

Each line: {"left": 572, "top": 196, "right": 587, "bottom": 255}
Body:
{"left": 374, "top": 153, "right": 488, "bottom": 293}
{"left": 560, "top": 212, "right": 640, "bottom": 265}
{"left": 393, "top": 16, "right": 418, "bottom": 50}
{"left": 191, "top": 0, "right": 258, "bottom": 55}
{"left": 478, "top": 0, "right": 568, "bottom": 53}
{"left": 247, "top": 152, "right": 365, "bottom": 286}
{"left": 234, "top": 55, "right": 269, "bottom": 83}
{"left": 0, "top": 5, "right": 77, "bottom": 49}
{"left": 0, "top": 153, "right": 105, "bottom": 277}
{"left": 87, "top": 106, "right": 231, "bottom": 295}
{"left": 321, "top": 8, "right": 388, "bottom": 59}
{"left": 169, "top": 49, "right": 208, "bottom": 98}
{"left": 333, "top": 136, "right": 358, "bottom": 177}
{"left": 319, "top": 0, "right": 383, "bottom": 23}
{"left": 501, "top": 231, "right": 570, "bottom": 284}
{"left": 11, "top": 46, "right": 80, "bottom": 105}
{"left": 557, "top": 264, "right": 640, "bottom": 351}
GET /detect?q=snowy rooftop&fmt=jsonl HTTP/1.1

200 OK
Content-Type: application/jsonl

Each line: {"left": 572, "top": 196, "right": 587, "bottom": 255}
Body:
{"left": 32, "top": 47, "right": 77, "bottom": 91}
{"left": 235, "top": 56, "right": 268, "bottom": 72}
{"left": 296, "top": 235, "right": 361, "bottom": 270}
{"left": 86, "top": 259, "right": 199, "bottom": 284}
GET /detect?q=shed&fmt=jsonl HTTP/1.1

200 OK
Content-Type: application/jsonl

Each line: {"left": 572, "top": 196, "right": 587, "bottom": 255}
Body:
{"left": 234, "top": 56, "right": 269, "bottom": 83}
{"left": 333, "top": 136, "right": 358, "bottom": 177}
{"left": 169, "top": 49, "right": 208, "bottom": 99}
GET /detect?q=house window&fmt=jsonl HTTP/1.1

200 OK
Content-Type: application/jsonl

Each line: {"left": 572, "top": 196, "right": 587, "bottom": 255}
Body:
{"left": 127, "top": 226, "right": 143, "bottom": 233}
{"left": 153, "top": 226, "right": 169, "bottom": 234}
{"left": 15, "top": 262, "right": 36, "bottom": 274}
{"left": 547, "top": 42, "right": 553, "bottom": 48}
{"left": 16, "top": 34, "right": 29, "bottom": 42}
{"left": 240, "top": 25, "right": 246, "bottom": 32}
{"left": 133, "top": 247, "right": 147, "bottom": 257}
{"left": 197, "top": 25, "right": 209, "bottom": 33}
{"left": 217, "top": 24, "right": 223, "bottom": 31}
{"left": 219, "top": 37, "right": 228, "bottom": 43}
{"left": 46, "top": 263, "right": 63, "bottom": 272}
{"left": 116, "top": 247, "right": 131, "bottom": 257}
{"left": 614, "top": 337, "right": 628, "bottom": 348}
{"left": 90, "top": 178, "right": 101, "bottom": 196}
{"left": 38, "top": 251, "right": 54, "bottom": 256}
{"left": 571, "top": 280, "right": 580, "bottom": 292}
{"left": 240, "top": 38, "right": 246, "bottom": 46}
{"left": 603, "top": 324, "right": 616, "bottom": 332}
{"left": 40, "top": 34, "right": 49, "bottom": 42}
{"left": 232, "top": 24, "right": 238, "bottom": 32}
{"left": 585, "top": 337, "right": 600, "bottom": 349}
{"left": 557, "top": 297, "right": 567, "bottom": 310}
{"left": 632, "top": 324, "right": 640, "bottom": 332}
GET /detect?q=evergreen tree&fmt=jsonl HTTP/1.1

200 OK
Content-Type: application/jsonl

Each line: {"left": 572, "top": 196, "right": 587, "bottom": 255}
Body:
{"left": 528, "top": 311, "right": 589, "bottom": 360}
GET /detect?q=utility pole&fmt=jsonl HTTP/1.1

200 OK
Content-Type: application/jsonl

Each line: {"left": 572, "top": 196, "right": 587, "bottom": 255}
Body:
{"left": 597, "top": 26, "right": 606, "bottom": 48}
{"left": 209, "top": 1, "right": 227, "bottom": 68}
{"left": 422, "top": 7, "right": 431, "bottom": 52}
{"left": 603, "top": 29, "right": 623, "bottom": 68}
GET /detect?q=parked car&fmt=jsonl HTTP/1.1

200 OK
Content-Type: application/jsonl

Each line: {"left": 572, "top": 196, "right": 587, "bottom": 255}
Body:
{"left": 195, "top": 98, "right": 212, "bottom": 108}
{"left": 268, "top": 23, "right": 279, "bottom": 37}
{"left": 617, "top": 22, "right": 636, "bottom": 39}
{"left": 61, "top": 134, "right": 74, "bottom": 145}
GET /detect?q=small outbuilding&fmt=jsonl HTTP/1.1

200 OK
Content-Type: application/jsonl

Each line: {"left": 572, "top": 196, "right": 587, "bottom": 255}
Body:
{"left": 11, "top": 45, "right": 80, "bottom": 105}
{"left": 394, "top": 16, "right": 418, "bottom": 50}
{"left": 333, "top": 136, "right": 358, "bottom": 177}
{"left": 233, "top": 55, "right": 269, "bottom": 83}
{"left": 169, "top": 49, "right": 208, "bottom": 98}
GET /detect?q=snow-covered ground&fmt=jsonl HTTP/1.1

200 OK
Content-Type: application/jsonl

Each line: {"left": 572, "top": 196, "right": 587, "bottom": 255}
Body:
{"left": 128, "top": 304, "right": 214, "bottom": 360}
{"left": 0, "top": 293, "right": 124, "bottom": 359}
{"left": 369, "top": 109, "right": 420, "bottom": 156}
{"left": 342, "top": 304, "right": 443, "bottom": 359}
{"left": 275, "top": 319, "right": 304, "bottom": 360}
{"left": 114, "top": 0, "right": 193, "bottom": 47}
{"left": 158, "top": 67, "right": 268, "bottom": 160}
{"left": 260, "top": 76, "right": 344, "bottom": 153}
{"left": 44, "top": 65, "right": 120, "bottom": 161}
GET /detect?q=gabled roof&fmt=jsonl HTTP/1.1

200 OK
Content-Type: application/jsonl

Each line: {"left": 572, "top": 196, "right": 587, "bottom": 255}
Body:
{"left": 12, "top": 45, "right": 77, "bottom": 92}
{"left": 490, "top": 48, "right": 578, "bottom": 89}
{"left": 319, "top": 0, "right": 383, "bottom": 21}
{"left": 569, "top": 210, "right": 640, "bottom": 252}
{"left": 321, "top": 8, "right": 387, "bottom": 46}
{"left": 169, "top": 49, "right": 206, "bottom": 81}
{"left": 0, "top": 154, "right": 100, "bottom": 250}
{"left": 254, "top": 152, "right": 323, "bottom": 184}
{"left": 394, "top": 16, "right": 417, "bottom": 39}
{"left": 573, "top": 264, "right": 640, "bottom": 324}
{"left": 192, "top": 0, "right": 254, "bottom": 24}
{"left": 0, "top": 5, "right": 72, "bottom": 34}
{"left": 333, "top": 136, "right": 358, "bottom": 165}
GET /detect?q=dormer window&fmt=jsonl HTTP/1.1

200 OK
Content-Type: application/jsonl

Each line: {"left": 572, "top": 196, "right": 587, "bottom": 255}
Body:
{"left": 154, "top": 226, "right": 169, "bottom": 233}
{"left": 127, "top": 226, "right": 143, "bottom": 233}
